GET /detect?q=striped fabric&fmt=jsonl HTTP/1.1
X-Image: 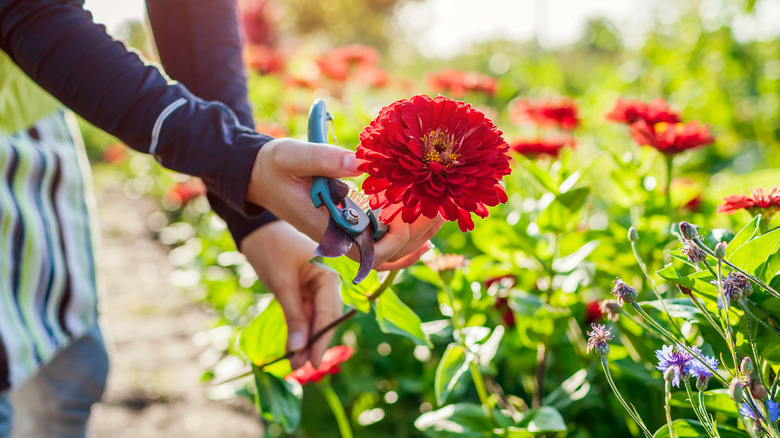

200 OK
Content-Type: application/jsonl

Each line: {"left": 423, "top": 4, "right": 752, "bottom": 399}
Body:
{"left": 0, "top": 111, "right": 99, "bottom": 394}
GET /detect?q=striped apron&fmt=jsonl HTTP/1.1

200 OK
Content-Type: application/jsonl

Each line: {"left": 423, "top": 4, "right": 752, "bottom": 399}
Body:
{"left": 0, "top": 111, "right": 100, "bottom": 394}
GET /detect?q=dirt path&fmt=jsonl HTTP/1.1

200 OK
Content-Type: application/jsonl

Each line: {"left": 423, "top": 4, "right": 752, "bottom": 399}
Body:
{"left": 87, "top": 181, "right": 263, "bottom": 438}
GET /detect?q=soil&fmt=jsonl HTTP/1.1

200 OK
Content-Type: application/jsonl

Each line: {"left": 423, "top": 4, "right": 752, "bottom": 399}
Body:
{"left": 86, "top": 182, "right": 264, "bottom": 438}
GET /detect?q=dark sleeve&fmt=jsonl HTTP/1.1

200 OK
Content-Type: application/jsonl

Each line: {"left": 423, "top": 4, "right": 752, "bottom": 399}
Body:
{"left": 146, "top": 0, "right": 278, "bottom": 245}
{"left": 0, "top": 0, "right": 267, "bottom": 216}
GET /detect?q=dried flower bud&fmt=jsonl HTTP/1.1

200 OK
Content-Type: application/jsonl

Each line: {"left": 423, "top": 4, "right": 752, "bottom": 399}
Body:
{"left": 740, "top": 357, "right": 754, "bottom": 376}
{"left": 729, "top": 377, "right": 747, "bottom": 403}
{"left": 611, "top": 278, "right": 638, "bottom": 306}
{"left": 714, "top": 242, "right": 727, "bottom": 260}
{"left": 628, "top": 227, "right": 639, "bottom": 242}
{"left": 682, "top": 241, "right": 707, "bottom": 264}
{"left": 696, "top": 374, "right": 709, "bottom": 391}
{"left": 599, "top": 300, "right": 621, "bottom": 322}
{"left": 732, "top": 272, "right": 753, "bottom": 298}
{"left": 750, "top": 380, "right": 767, "bottom": 400}
{"left": 678, "top": 222, "right": 698, "bottom": 240}
{"left": 586, "top": 324, "right": 613, "bottom": 357}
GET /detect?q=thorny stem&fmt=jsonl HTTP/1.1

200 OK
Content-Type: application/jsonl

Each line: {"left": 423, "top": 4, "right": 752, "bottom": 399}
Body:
{"left": 630, "top": 239, "right": 682, "bottom": 336}
{"left": 319, "top": 378, "right": 354, "bottom": 438}
{"left": 601, "top": 357, "right": 653, "bottom": 438}
{"left": 691, "top": 237, "right": 780, "bottom": 301}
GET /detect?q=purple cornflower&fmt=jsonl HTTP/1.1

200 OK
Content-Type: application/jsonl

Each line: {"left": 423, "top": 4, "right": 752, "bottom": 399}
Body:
{"left": 689, "top": 352, "right": 719, "bottom": 386}
{"left": 740, "top": 398, "right": 780, "bottom": 423}
{"left": 655, "top": 344, "right": 718, "bottom": 388}
{"left": 711, "top": 272, "right": 753, "bottom": 309}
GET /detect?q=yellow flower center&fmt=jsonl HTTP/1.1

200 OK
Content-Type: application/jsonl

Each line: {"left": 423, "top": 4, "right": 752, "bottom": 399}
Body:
{"left": 421, "top": 128, "right": 460, "bottom": 167}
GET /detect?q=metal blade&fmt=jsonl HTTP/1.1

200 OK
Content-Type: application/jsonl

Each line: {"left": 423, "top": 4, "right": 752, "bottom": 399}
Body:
{"left": 352, "top": 228, "right": 376, "bottom": 284}
{"left": 314, "top": 218, "right": 353, "bottom": 258}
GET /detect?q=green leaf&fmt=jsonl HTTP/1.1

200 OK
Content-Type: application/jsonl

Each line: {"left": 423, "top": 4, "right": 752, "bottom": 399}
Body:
{"left": 640, "top": 299, "right": 702, "bottom": 321}
{"left": 415, "top": 403, "right": 493, "bottom": 437}
{"left": 652, "top": 419, "right": 743, "bottom": 438}
{"left": 727, "top": 227, "right": 780, "bottom": 279}
{"left": 515, "top": 406, "right": 567, "bottom": 433}
{"left": 656, "top": 264, "right": 717, "bottom": 298}
{"left": 725, "top": 215, "right": 760, "bottom": 257}
{"left": 239, "top": 299, "right": 288, "bottom": 374}
{"left": 434, "top": 344, "right": 471, "bottom": 406}
{"left": 670, "top": 389, "right": 738, "bottom": 417}
{"left": 542, "top": 369, "right": 590, "bottom": 409}
{"left": 252, "top": 366, "right": 302, "bottom": 433}
{"left": 310, "top": 256, "right": 378, "bottom": 312}
{"left": 519, "top": 158, "right": 558, "bottom": 194}
{"left": 374, "top": 288, "right": 431, "bottom": 347}
{"left": 552, "top": 241, "right": 599, "bottom": 274}
{"left": 537, "top": 187, "right": 590, "bottom": 232}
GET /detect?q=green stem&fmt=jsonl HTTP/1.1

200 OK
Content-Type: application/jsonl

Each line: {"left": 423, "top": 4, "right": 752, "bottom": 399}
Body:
{"left": 684, "top": 381, "right": 715, "bottom": 437}
{"left": 632, "top": 302, "right": 730, "bottom": 385}
{"left": 630, "top": 240, "right": 682, "bottom": 336}
{"left": 319, "top": 378, "right": 353, "bottom": 438}
{"left": 692, "top": 238, "right": 780, "bottom": 301}
{"left": 740, "top": 300, "right": 780, "bottom": 339}
{"left": 601, "top": 357, "right": 653, "bottom": 438}
{"left": 664, "top": 377, "right": 676, "bottom": 438}
{"left": 688, "top": 294, "right": 728, "bottom": 341}
{"left": 665, "top": 155, "right": 674, "bottom": 224}
{"left": 716, "top": 260, "right": 739, "bottom": 371}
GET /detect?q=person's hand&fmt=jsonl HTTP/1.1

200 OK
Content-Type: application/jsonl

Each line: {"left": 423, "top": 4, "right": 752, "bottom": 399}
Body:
{"left": 240, "top": 221, "right": 342, "bottom": 369}
{"left": 246, "top": 137, "right": 444, "bottom": 270}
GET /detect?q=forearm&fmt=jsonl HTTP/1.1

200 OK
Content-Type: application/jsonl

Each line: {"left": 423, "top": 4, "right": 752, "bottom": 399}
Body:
{"left": 0, "top": 0, "right": 267, "bottom": 213}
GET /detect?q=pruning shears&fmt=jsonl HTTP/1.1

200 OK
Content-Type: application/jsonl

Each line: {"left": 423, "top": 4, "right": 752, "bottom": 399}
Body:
{"left": 308, "top": 100, "right": 388, "bottom": 284}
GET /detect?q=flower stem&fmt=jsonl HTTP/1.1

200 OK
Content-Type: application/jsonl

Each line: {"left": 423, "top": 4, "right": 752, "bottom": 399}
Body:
{"left": 664, "top": 376, "right": 676, "bottom": 438}
{"left": 665, "top": 155, "right": 675, "bottom": 224}
{"left": 692, "top": 238, "right": 780, "bottom": 301}
{"left": 715, "top": 260, "right": 739, "bottom": 371}
{"left": 687, "top": 294, "right": 728, "bottom": 341}
{"left": 684, "top": 380, "right": 716, "bottom": 438}
{"left": 601, "top": 357, "right": 653, "bottom": 438}
{"left": 630, "top": 239, "right": 682, "bottom": 336}
{"left": 739, "top": 300, "right": 780, "bottom": 339}
{"left": 319, "top": 378, "right": 353, "bottom": 438}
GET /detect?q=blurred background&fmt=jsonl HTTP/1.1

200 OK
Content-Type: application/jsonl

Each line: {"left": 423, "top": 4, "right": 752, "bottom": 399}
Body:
{"left": 80, "top": 0, "right": 780, "bottom": 437}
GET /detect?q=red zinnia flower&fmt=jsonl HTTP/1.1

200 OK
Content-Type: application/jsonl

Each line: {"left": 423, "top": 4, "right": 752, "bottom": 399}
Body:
{"left": 629, "top": 120, "right": 714, "bottom": 155}
{"left": 605, "top": 98, "right": 682, "bottom": 126}
{"left": 285, "top": 346, "right": 354, "bottom": 386}
{"left": 510, "top": 137, "right": 576, "bottom": 159}
{"left": 164, "top": 179, "right": 206, "bottom": 207}
{"left": 717, "top": 187, "right": 780, "bottom": 218}
{"left": 102, "top": 143, "right": 128, "bottom": 164}
{"left": 243, "top": 44, "right": 285, "bottom": 75}
{"left": 584, "top": 301, "right": 604, "bottom": 325}
{"left": 239, "top": 0, "right": 276, "bottom": 46}
{"left": 511, "top": 98, "right": 579, "bottom": 131}
{"left": 316, "top": 45, "right": 380, "bottom": 82}
{"left": 357, "top": 95, "right": 511, "bottom": 232}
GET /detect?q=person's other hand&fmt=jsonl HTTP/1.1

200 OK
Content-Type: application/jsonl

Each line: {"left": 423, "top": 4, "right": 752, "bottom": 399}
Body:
{"left": 246, "top": 137, "right": 444, "bottom": 270}
{"left": 240, "top": 221, "right": 342, "bottom": 369}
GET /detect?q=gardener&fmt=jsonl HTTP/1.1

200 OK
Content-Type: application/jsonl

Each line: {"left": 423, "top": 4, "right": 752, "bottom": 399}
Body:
{"left": 0, "top": 0, "right": 442, "bottom": 436}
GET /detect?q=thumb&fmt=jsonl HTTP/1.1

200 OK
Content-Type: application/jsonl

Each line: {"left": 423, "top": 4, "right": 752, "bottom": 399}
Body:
{"left": 280, "top": 140, "right": 362, "bottom": 179}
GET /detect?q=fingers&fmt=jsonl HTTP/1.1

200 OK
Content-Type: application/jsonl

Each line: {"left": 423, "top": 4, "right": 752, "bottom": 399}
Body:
{"left": 306, "top": 272, "right": 343, "bottom": 369}
{"left": 373, "top": 215, "right": 444, "bottom": 267}
{"left": 386, "top": 216, "right": 445, "bottom": 263}
{"left": 271, "top": 278, "right": 311, "bottom": 370}
{"left": 271, "top": 138, "right": 362, "bottom": 179}
{"left": 376, "top": 240, "right": 435, "bottom": 271}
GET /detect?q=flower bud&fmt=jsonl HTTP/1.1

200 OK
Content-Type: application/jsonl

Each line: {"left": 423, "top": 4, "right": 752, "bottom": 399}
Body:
{"left": 696, "top": 374, "right": 709, "bottom": 391}
{"left": 679, "top": 221, "right": 698, "bottom": 240}
{"left": 611, "top": 278, "right": 638, "bottom": 306}
{"left": 729, "top": 377, "right": 747, "bottom": 403}
{"left": 740, "top": 357, "right": 754, "bottom": 376}
{"left": 628, "top": 227, "right": 639, "bottom": 242}
{"left": 750, "top": 380, "right": 767, "bottom": 400}
{"left": 594, "top": 342, "right": 610, "bottom": 357}
{"left": 714, "top": 242, "right": 727, "bottom": 260}
{"left": 663, "top": 367, "right": 676, "bottom": 384}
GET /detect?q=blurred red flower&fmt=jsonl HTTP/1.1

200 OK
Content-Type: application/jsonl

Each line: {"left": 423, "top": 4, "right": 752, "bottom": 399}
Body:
{"left": 354, "top": 64, "right": 391, "bottom": 88}
{"left": 357, "top": 95, "right": 511, "bottom": 232}
{"left": 102, "top": 143, "right": 128, "bottom": 164}
{"left": 510, "top": 137, "right": 575, "bottom": 159}
{"left": 717, "top": 187, "right": 780, "bottom": 217}
{"left": 605, "top": 98, "right": 681, "bottom": 126}
{"left": 682, "top": 194, "right": 703, "bottom": 213}
{"left": 164, "top": 179, "right": 206, "bottom": 207}
{"left": 584, "top": 301, "right": 604, "bottom": 325}
{"left": 511, "top": 98, "right": 579, "bottom": 131}
{"left": 317, "top": 45, "right": 380, "bottom": 81}
{"left": 255, "top": 122, "right": 289, "bottom": 138}
{"left": 426, "top": 70, "right": 498, "bottom": 98}
{"left": 239, "top": 0, "right": 276, "bottom": 46}
{"left": 494, "top": 297, "right": 515, "bottom": 328}
{"left": 285, "top": 346, "right": 354, "bottom": 386}
{"left": 244, "top": 44, "right": 285, "bottom": 75}
{"left": 629, "top": 120, "right": 714, "bottom": 155}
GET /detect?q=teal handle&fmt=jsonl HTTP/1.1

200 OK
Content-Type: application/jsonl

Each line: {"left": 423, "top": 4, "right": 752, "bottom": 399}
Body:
{"left": 308, "top": 100, "right": 367, "bottom": 235}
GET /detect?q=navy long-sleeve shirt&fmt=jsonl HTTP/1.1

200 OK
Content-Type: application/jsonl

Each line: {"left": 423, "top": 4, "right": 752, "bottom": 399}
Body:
{"left": 0, "top": 0, "right": 278, "bottom": 245}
